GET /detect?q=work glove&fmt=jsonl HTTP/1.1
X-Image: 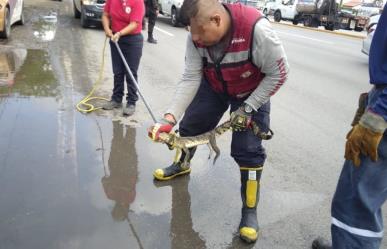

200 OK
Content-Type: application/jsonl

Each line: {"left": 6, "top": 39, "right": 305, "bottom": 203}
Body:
{"left": 230, "top": 104, "right": 253, "bottom": 132}
{"left": 345, "top": 111, "right": 386, "bottom": 167}
{"left": 148, "top": 118, "right": 175, "bottom": 141}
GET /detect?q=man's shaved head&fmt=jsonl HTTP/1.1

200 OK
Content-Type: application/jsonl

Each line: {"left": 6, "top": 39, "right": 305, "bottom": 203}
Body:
{"left": 180, "top": 0, "right": 224, "bottom": 26}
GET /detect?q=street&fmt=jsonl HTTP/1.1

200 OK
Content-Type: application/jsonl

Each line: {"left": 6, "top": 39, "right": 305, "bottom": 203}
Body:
{"left": 0, "top": 0, "right": 385, "bottom": 248}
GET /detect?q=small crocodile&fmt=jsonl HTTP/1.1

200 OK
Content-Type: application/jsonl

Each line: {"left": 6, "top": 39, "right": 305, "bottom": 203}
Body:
{"left": 158, "top": 120, "right": 273, "bottom": 165}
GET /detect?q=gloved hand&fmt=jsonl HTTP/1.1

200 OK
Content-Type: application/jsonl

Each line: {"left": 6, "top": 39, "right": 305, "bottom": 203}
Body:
{"left": 345, "top": 124, "right": 384, "bottom": 167}
{"left": 230, "top": 105, "right": 253, "bottom": 131}
{"left": 148, "top": 118, "right": 176, "bottom": 141}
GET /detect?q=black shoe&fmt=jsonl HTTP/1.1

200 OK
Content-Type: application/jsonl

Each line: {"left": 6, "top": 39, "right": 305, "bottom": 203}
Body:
{"left": 102, "top": 100, "right": 122, "bottom": 110}
{"left": 147, "top": 37, "right": 157, "bottom": 44}
{"left": 123, "top": 104, "right": 135, "bottom": 116}
{"left": 153, "top": 162, "right": 191, "bottom": 181}
{"left": 312, "top": 237, "right": 332, "bottom": 249}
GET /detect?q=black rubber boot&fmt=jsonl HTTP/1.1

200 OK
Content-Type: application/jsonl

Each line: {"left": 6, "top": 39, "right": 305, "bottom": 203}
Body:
{"left": 147, "top": 35, "right": 157, "bottom": 44}
{"left": 312, "top": 237, "right": 332, "bottom": 249}
{"left": 153, "top": 148, "right": 196, "bottom": 181}
{"left": 239, "top": 166, "right": 263, "bottom": 243}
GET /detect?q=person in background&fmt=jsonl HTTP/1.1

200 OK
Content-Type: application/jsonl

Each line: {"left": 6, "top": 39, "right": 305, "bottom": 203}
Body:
{"left": 145, "top": 0, "right": 159, "bottom": 44}
{"left": 102, "top": 0, "right": 144, "bottom": 116}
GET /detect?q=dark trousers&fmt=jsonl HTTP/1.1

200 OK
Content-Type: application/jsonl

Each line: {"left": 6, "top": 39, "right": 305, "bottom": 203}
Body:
{"left": 147, "top": 10, "right": 157, "bottom": 37}
{"left": 110, "top": 34, "right": 143, "bottom": 105}
{"left": 331, "top": 88, "right": 387, "bottom": 249}
{"left": 179, "top": 79, "right": 270, "bottom": 167}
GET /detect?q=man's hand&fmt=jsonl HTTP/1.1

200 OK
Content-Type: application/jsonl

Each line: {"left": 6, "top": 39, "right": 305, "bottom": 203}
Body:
{"left": 148, "top": 115, "right": 176, "bottom": 141}
{"left": 111, "top": 32, "right": 121, "bottom": 42}
{"left": 105, "top": 28, "right": 113, "bottom": 38}
{"left": 345, "top": 124, "right": 384, "bottom": 167}
{"left": 230, "top": 105, "right": 253, "bottom": 131}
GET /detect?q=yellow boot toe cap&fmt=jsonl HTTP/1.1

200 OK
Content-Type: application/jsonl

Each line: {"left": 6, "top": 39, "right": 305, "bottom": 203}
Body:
{"left": 239, "top": 227, "right": 258, "bottom": 243}
{"left": 153, "top": 169, "right": 165, "bottom": 180}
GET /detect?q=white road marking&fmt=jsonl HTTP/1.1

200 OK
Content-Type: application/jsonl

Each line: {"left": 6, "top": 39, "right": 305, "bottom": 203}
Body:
{"left": 276, "top": 30, "right": 334, "bottom": 45}
{"left": 154, "top": 26, "right": 175, "bottom": 37}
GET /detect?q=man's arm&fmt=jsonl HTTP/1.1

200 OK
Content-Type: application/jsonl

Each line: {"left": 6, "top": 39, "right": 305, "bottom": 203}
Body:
{"left": 164, "top": 35, "right": 203, "bottom": 122}
{"left": 244, "top": 18, "right": 289, "bottom": 111}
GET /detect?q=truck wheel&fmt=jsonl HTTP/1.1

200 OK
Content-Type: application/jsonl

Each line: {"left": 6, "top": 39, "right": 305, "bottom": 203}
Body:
{"left": 80, "top": 6, "right": 89, "bottom": 28}
{"left": 0, "top": 7, "right": 11, "bottom": 39}
{"left": 74, "top": 0, "right": 81, "bottom": 19}
{"left": 274, "top": 11, "right": 281, "bottom": 22}
{"left": 292, "top": 19, "right": 299, "bottom": 25}
{"left": 324, "top": 24, "right": 334, "bottom": 31}
{"left": 171, "top": 7, "right": 178, "bottom": 27}
{"left": 303, "top": 16, "right": 312, "bottom": 27}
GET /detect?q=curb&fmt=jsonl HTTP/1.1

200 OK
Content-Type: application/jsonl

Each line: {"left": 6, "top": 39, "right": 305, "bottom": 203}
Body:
{"left": 270, "top": 21, "right": 366, "bottom": 39}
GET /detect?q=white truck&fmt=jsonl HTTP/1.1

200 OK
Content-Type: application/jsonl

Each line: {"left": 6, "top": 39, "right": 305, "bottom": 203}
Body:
{"left": 273, "top": 0, "right": 351, "bottom": 30}
{"left": 158, "top": 0, "right": 184, "bottom": 26}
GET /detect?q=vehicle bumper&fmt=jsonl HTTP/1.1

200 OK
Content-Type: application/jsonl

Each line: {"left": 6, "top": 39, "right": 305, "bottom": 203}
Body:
{"left": 82, "top": 4, "right": 104, "bottom": 22}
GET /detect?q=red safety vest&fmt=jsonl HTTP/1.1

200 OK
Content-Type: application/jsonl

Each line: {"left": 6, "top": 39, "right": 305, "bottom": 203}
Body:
{"left": 195, "top": 4, "right": 265, "bottom": 98}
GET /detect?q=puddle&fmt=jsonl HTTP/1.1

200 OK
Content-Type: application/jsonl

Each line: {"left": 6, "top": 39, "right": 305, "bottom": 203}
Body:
{"left": 33, "top": 11, "right": 58, "bottom": 42}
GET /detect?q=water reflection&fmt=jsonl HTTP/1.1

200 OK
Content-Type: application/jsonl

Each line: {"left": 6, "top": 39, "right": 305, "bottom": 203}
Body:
{"left": 154, "top": 177, "right": 206, "bottom": 249}
{"left": 0, "top": 49, "right": 26, "bottom": 94}
{"left": 102, "top": 120, "right": 138, "bottom": 221}
{"left": 33, "top": 12, "right": 58, "bottom": 42}
{"left": 0, "top": 49, "right": 58, "bottom": 97}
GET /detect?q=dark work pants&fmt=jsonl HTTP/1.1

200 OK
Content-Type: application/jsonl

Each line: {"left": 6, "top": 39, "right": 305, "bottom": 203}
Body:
{"left": 109, "top": 34, "right": 143, "bottom": 105}
{"left": 179, "top": 79, "right": 270, "bottom": 167}
{"left": 331, "top": 88, "right": 387, "bottom": 249}
{"left": 147, "top": 10, "right": 157, "bottom": 38}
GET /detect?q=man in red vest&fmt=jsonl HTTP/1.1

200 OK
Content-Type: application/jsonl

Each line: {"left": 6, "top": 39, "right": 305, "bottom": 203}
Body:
{"left": 148, "top": 0, "right": 289, "bottom": 243}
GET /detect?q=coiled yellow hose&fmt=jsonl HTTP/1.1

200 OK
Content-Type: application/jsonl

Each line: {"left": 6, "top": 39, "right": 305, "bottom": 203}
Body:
{"left": 76, "top": 38, "right": 109, "bottom": 113}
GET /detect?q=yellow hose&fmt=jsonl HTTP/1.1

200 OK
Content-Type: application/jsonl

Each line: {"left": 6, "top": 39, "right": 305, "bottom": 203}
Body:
{"left": 76, "top": 38, "right": 110, "bottom": 113}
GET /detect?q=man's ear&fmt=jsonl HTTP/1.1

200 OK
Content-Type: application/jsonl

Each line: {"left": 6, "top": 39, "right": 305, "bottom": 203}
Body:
{"left": 210, "top": 14, "right": 221, "bottom": 26}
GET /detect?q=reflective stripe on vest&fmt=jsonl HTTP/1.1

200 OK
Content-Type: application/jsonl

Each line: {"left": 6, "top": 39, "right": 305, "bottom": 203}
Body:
{"left": 195, "top": 3, "right": 265, "bottom": 98}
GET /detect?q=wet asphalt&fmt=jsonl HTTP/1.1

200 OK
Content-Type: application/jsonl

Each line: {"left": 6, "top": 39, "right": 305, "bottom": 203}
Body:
{"left": 0, "top": 0, "right": 386, "bottom": 249}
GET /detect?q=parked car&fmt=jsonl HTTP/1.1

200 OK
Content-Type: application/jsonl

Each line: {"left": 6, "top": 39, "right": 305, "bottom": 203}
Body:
{"left": 0, "top": 0, "right": 24, "bottom": 39}
{"left": 73, "top": 0, "right": 105, "bottom": 28}
{"left": 262, "top": 0, "right": 281, "bottom": 15}
{"left": 362, "top": 14, "right": 380, "bottom": 55}
{"left": 158, "top": 0, "right": 184, "bottom": 27}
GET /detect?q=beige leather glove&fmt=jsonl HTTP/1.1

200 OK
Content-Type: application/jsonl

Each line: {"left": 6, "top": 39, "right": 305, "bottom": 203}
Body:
{"left": 345, "top": 111, "right": 386, "bottom": 167}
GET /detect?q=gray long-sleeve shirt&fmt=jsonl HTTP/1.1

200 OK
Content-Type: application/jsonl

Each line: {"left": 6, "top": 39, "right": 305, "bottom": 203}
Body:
{"left": 165, "top": 18, "right": 289, "bottom": 121}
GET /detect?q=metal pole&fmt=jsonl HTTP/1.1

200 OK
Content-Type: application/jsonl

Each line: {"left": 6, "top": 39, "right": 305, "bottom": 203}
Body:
{"left": 113, "top": 41, "right": 157, "bottom": 123}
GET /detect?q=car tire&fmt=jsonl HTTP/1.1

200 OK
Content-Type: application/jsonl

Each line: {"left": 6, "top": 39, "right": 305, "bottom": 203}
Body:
{"left": 74, "top": 1, "right": 81, "bottom": 19}
{"left": 263, "top": 8, "right": 268, "bottom": 15}
{"left": 354, "top": 27, "right": 363, "bottom": 32}
{"left": 292, "top": 19, "right": 299, "bottom": 25}
{"left": 80, "top": 6, "right": 89, "bottom": 28}
{"left": 274, "top": 11, "right": 281, "bottom": 22}
{"left": 0, "top": 7, "right": 11, "bottom": 39}
{"left": 171, "top": 7, "right": 178, "bottom": 27}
